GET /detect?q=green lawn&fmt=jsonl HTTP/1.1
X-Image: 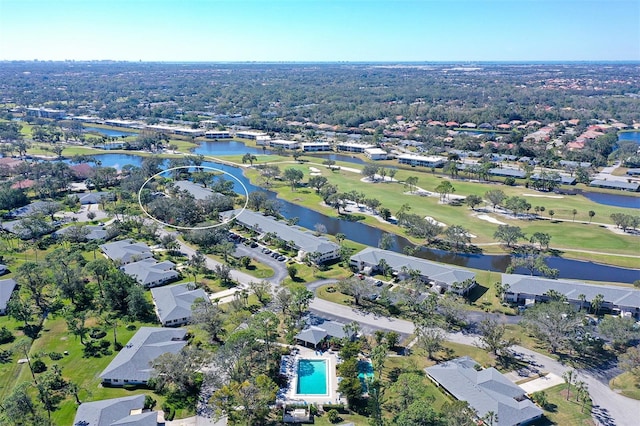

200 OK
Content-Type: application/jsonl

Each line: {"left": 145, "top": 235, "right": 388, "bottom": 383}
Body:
{"left": 312, "top": 412, "right": 370, "bottom": 426}
{"left": 537, "top": 383, "right": 594, "bottom": 425}
{"left": 4, "top": 316, "right": 177, "bottom": 426}
{"left": 241, "top": 158, "right": 640, "bottom": 266}
{"left": 316, "top": 284, "right": 355, "bottom": 304}
{"left": 610, "top": 372, "right": 640, "bottom": 400}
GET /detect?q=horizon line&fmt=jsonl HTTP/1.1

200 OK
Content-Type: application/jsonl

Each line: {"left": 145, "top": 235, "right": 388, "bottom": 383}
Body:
{"left": 1, "top": 59, "right": 639, "bottom": 64}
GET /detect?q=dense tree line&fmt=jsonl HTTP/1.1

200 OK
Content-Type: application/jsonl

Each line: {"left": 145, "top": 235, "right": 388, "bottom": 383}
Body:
{"left": 1, "top": 62, "right": 638, "bottom": 131}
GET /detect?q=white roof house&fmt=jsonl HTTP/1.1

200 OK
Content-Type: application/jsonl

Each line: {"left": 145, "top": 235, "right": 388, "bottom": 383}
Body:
{"left": 205, "top": 130, "right": 232, "bottom": 139}
{"left": 364, "top": 148, "right": 388, "bottom": 160}
{"left": 397, "top": 154, "right": 446, "bottom": 168}
{"left": 100, "top": 327, "right": 187, "bottom": 386}
{"left": 236, "top": 130, "right": 268, "bottom": 140}
{"left": 336, "top": 142, "right": 375, "bottom": 153}
{"left": 270, "top": 139, "right": 300, "bottom": 150}
{"left": 301, "top": 142, "right": 332, "bottom": 152}
{"left": 151, "top": 283, "right": 208, "bottom": 326}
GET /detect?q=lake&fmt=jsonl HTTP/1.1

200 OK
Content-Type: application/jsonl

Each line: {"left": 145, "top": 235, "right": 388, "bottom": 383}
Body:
{"left": 193, "top": 141, "right": 264, "bottom": 156}
{"left": 581, "top": 191, "right": 640, "bottom": 209}
{"left": 83, "top": 153, "right": 640, "bottom": 283}
{"left": 618, "top": 130, "right": 640, "bottom": 144}
{"left": 83, "top": 126, "right": 138, "bottom": 138}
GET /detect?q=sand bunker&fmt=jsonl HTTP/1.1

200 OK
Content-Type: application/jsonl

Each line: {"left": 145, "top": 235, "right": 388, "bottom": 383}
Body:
{"left": 477, "top": 214, "right": 506, "bottom": 225}
{"left": 424, "top": 216, "right": 447, "bottom": 227}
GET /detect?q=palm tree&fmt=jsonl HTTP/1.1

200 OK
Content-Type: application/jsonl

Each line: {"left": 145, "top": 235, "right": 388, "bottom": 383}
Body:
{"left": 577, "top": 294, "right": 586, "bottom": 312}
{"left": 483, "top": 411, "right": 498, "bottom": 426}
{"left": 588, "top": 210, "right": 595, "bottom": 223}
{"left": 562, "top": 370, "right": 575, "bottom": 400}
{"left": 591, "top": 293, "right": 604, "bottom": 315}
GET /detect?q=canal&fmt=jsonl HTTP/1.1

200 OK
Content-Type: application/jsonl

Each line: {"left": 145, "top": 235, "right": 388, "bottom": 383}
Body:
{"left": 75, "top": 153, "right": 640, "bottom": 283}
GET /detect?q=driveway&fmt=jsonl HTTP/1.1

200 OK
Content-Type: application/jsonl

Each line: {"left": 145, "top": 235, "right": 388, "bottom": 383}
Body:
{"left": 517, "top": 373, "right": 565, "bottom": 394}
{"left": 56, "top": 203, "right": 109, "bottom": 222}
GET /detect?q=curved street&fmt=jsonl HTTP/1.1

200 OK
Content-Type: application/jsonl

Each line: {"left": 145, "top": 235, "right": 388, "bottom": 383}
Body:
{"left": 162, "top": 224, "right": 639, "bottom": 426}
{"left": 307, "top": 296, "right": 639, "bottom": 426}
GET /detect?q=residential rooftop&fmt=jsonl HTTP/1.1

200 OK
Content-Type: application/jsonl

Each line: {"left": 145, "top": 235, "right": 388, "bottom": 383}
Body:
{"left": 426, "top": 357, "right": 543, "bottom": 426}
{"left": 99, "top": 327, "right": 187, "bottom": 385}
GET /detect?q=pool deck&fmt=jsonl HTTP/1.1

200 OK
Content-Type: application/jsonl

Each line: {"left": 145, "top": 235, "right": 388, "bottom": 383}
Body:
{"left": 280, "top": 346, "right": 344, "bottom": 406}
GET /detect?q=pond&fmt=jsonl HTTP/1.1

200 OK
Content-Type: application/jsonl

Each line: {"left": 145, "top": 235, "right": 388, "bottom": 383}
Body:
{"left": 83, "top": 126, "right": 138, "bottom": 138}
{"left": 193, "top": 141, "right": 264, "bottom": 156}
{"left": 581, "top": 191, "right": 640, "bottom": 209}
{"left": 618, "top": 130, "right": 640, "bottom": 144}
{"left": 78, "top": 153, "right": 640, "bottom": 283}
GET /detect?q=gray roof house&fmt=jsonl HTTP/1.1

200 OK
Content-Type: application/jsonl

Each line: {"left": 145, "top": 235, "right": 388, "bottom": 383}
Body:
{"left": 100, "top": 327, "right": 187, "bottom": 386}
{"left": 151, "top": 283, "right": 208, "bottom": 326}
{"left": 589, "top": 179, "right": 640, "bottom": 192}
{"left": 0, "top": 278, "right": 17, "bottom": 315}
{"left": 295, "top": 320, "right": 355, "bottom": 348}
{"left": 488, "top": 168, "right": 526, "bottom": 179}
{"left": 100, "top": 239, "right": 153, "bottom": 265}
{"left": 73, "top": 394, "right": 160, "bottom": 426}
{"left": 55, "top": 224, "right": 109, "bottom": 241}
{"left": 74, "top": 191, "right": 115, "bottom": 205}
{"left": 121, "top": 259, "right": 179, "bottom": 288}
{"left": 220, "top": 209, "right": 340, "bottom": 264}
{"left": 502, "top": 274, "right": 640, "bottom": 319}
{"left": 426, "top": 357, "right": 543, "bottom": 426}
{"left": 530, "top": 173, "right": 576, "bottom": 185}
{"left": 172, "top": 180, "right": 221, "bottom": 200}
{"left": 350, "top": 247, "right": 476, "bottom": 292}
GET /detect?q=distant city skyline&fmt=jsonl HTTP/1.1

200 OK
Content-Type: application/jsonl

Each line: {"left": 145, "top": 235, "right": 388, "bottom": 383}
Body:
{"left": 0, "top": 0, "right": 638, "bottom": 62}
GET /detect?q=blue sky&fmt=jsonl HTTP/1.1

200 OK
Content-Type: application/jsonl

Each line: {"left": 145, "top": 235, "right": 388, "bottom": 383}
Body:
{"left": 0, "top": 0, "right": 638, "bottom": 61}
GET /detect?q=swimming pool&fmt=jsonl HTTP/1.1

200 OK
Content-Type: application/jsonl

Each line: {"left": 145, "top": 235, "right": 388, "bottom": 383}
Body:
{"left": 358, "top": 361, "right": 374, "bottom": 391}
{"left": 296, "top": 359, "right": 328, "bottom": 395}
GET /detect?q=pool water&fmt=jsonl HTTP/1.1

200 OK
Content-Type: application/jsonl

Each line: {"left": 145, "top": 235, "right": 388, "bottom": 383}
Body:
{"left": 358, "top": 361, "right": 374, "bottom": 391}
{"left": 296, "top": 359, "right": 328, "bottom": 395}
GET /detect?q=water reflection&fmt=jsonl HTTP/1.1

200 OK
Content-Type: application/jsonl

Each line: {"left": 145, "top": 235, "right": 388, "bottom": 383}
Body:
{"left": 76, "top": 154, "right": 639, "bottom": 283}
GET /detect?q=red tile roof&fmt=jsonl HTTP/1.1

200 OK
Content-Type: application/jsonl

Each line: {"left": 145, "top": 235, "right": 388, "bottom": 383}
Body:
{"left": 11, "top": 179, "right": 36, "bottom": 189}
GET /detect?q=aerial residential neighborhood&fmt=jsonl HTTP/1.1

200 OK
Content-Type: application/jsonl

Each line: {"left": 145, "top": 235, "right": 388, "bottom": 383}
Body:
{"left": 0, "top": 2, "right": 640, "bottom": 425}
{"left": 1, "top": 63, "right": 638, "bottom": 426}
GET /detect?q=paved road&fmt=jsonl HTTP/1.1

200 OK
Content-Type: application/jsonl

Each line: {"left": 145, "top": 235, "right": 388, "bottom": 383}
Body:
{"left": 308, "top": 297, "right": 640, "bottom": 426}
{"left": 149, "top": 220, "right": 640, "bottom": 425}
